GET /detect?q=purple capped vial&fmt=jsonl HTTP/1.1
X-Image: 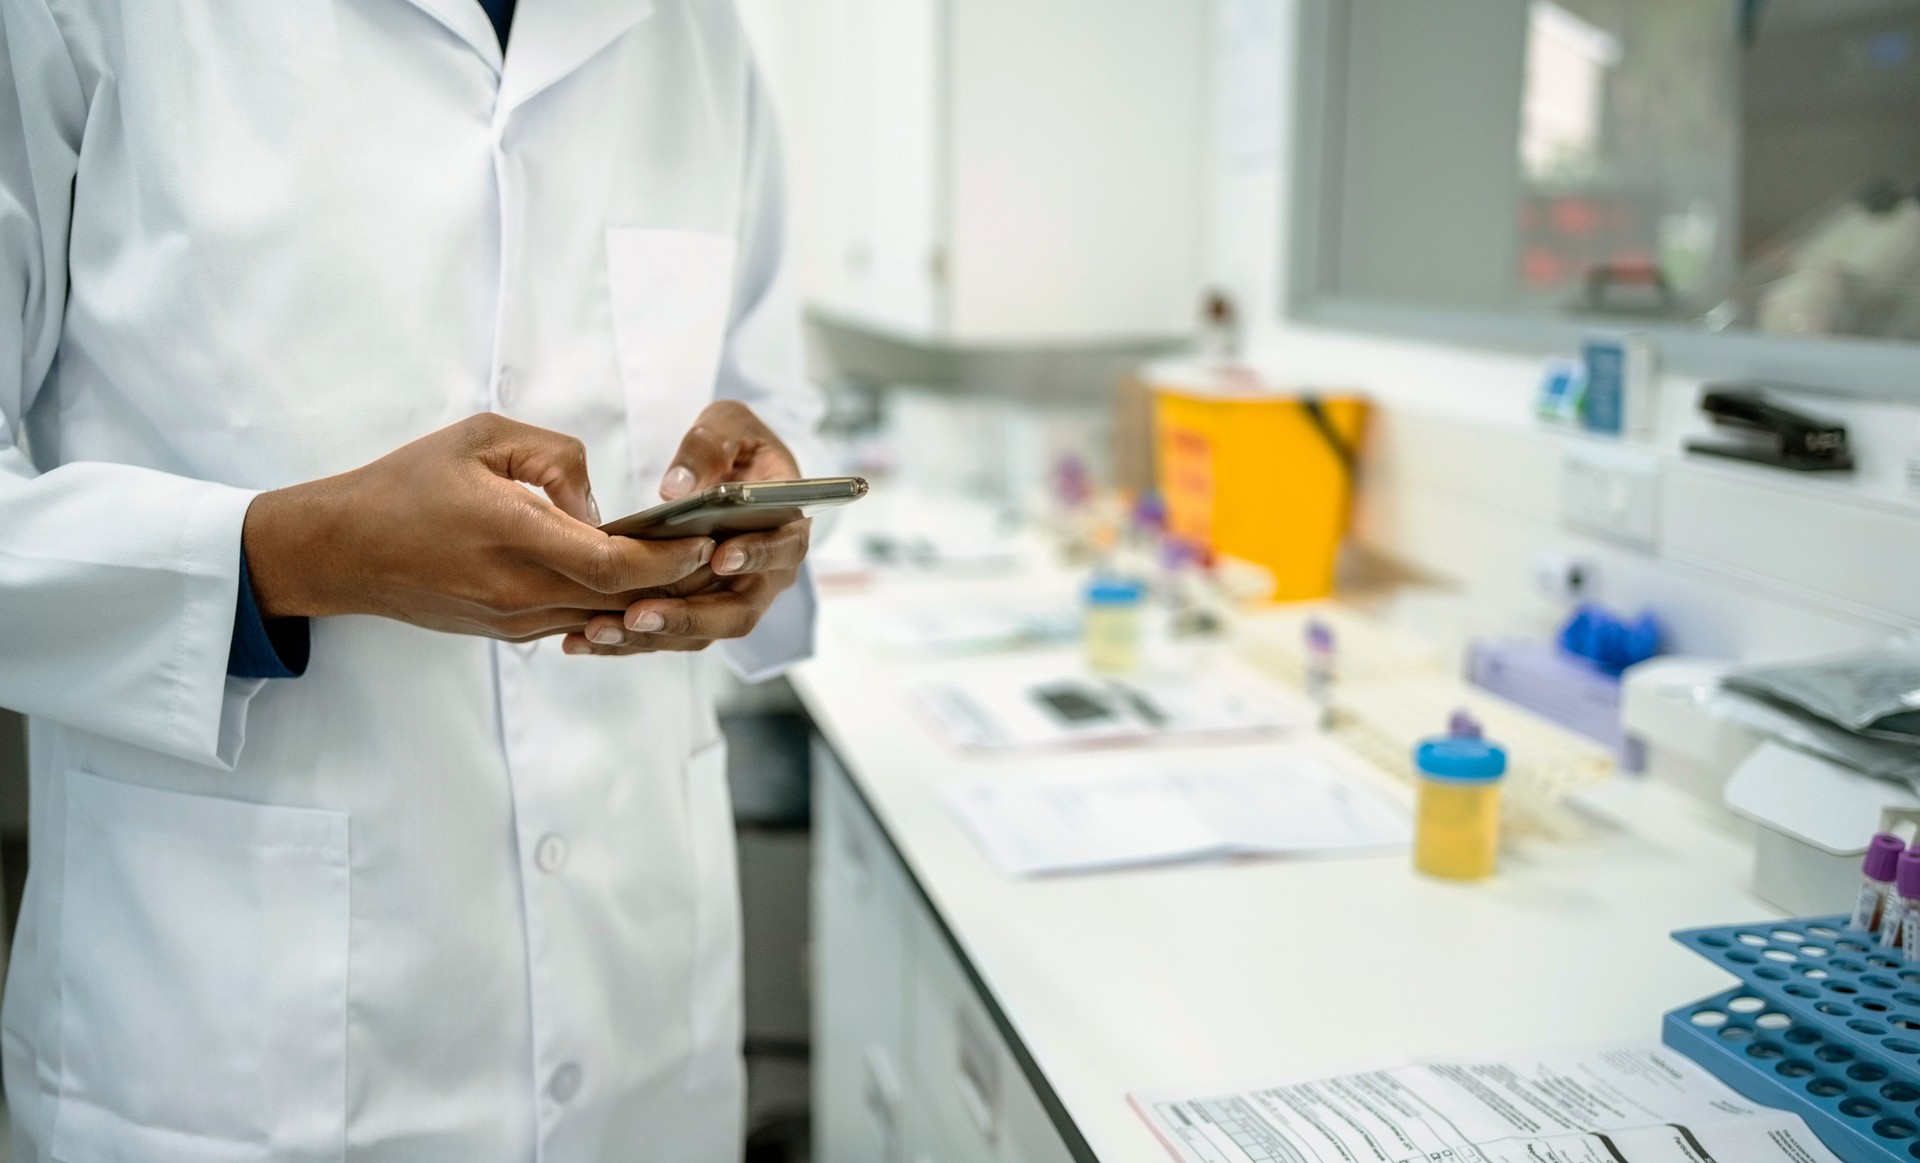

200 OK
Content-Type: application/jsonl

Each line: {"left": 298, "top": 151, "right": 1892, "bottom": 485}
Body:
{"left": 1851, "top": 832, "right": 1908, "bottom": 934}
{"left": 1891, "top": 849, "right": 1920, "bottom": 955}
{"left": 1304, "top": 618, "right": 1336, "bottom": 711}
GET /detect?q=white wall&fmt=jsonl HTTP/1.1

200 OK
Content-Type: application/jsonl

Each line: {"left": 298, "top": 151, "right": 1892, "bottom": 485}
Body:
{"left": 1204, "top": 0, "right": 1920, "bottom": 664}
{"left": 742, "top": 0, "right": 1920, "bottom": 664}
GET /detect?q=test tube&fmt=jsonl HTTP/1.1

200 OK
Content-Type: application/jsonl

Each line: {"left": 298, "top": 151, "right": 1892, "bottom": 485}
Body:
{"left": 1305, "top": 618, "right": 1336, "bottom": 711}
{"left": 1851, "top": 833, "right": 1908, "bottom": 934}
{"left": 1899, "top": 850, "right": 1920, "bottom": 959}
{"left": 1887, "top": 847, "right": 1920, "bottom": 949}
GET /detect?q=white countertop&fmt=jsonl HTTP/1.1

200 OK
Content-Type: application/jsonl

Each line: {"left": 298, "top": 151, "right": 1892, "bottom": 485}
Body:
{"left": 791, "top": 569, "right": 1780, "bottom": 1163}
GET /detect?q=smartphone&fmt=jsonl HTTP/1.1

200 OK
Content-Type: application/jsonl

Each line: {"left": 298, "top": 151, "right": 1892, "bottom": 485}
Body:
{"left": 599, "top": 477, "right": 869, "bottom": 540}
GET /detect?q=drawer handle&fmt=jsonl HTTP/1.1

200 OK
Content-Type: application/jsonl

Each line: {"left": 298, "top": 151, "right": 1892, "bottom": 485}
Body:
{"left": 837, "top": 802, "right": 875, "bottom": 894}
{"left": 839, "top": 818, "right": 871, "bottom": 891}
{"left": 861, "top": 1044, "right": 901, "bottom": 1154}
{"left": 954, "top": 1008, "right": 1000, "bottom": 1143}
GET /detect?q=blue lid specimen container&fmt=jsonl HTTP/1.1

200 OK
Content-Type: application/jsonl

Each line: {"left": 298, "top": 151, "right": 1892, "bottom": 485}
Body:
{"left": 1085, "top": 578, "right": 1146, "bottom": 606}
{"left": 1414, "top": 736, "right": 1508, "bottom": 783}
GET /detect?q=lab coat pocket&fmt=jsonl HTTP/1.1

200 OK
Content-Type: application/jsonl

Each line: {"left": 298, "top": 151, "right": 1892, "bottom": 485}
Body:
{"left": 52, "top": 772, "right": 349, "bottom": 1163}
{"left": 607, "top": 228, "right": 740, "bottom": 495}
{"left": 683, "top": 738, "right": 742, "bottom": 1094}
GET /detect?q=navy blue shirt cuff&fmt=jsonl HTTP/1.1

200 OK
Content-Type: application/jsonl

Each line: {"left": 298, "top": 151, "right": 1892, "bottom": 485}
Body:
{"left": 229, "top": 551, "right": 310, "bottom": 679}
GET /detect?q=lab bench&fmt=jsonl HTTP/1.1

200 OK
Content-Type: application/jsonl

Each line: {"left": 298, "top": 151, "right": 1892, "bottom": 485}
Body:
{"left": 791, "top": 570, "right": 1784, "bottom": 1162}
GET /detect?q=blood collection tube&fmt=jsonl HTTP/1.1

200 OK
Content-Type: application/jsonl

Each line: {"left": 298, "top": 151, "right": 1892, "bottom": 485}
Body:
{"left": 1851, "top": 833, "right": 1907, "bottom": 934}
{"left": 1899, "top": 850, "right": 1920, "bottom": 960}
{"left": 1887, "top": 847, "right": 1920, "bottom": 949}
{"left": 1305, "top": 618, "right": 1336, "bottom": 714}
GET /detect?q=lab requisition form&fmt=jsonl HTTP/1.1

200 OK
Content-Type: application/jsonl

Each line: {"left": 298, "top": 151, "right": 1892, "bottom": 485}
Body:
{"left": 1132, "top": 1045, "right": 1841, "bottom": 1163}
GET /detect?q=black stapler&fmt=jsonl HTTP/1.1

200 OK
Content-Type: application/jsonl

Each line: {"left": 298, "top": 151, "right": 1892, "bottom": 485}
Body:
{"left": 1685, "top": 388, "right": 1854, "bottom": 472}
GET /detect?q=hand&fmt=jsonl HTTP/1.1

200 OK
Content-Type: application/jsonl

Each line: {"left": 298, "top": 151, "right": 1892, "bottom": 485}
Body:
{"left": 565, "top": 400, "right": 811, "bottom": 656}
{"left": 243, "top": 414, "right": 717, "bottom": 642}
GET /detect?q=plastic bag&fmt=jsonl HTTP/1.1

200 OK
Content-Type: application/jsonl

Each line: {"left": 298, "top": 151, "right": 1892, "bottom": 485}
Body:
{"left": 1724, "top": 651, "right": 1920, "bottom": 746}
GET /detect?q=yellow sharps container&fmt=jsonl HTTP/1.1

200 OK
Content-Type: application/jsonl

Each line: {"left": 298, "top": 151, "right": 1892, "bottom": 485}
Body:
{"left": 1151, "top": 379, "right": 1366, "bottom": 601}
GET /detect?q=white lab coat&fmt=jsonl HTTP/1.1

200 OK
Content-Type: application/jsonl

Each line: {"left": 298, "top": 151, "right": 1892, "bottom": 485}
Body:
{"left": 0, "top": 1, "right": 823, "bottom": 1160}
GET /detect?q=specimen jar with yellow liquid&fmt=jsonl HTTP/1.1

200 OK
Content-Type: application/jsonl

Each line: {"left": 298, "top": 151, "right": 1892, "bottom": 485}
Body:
{"left": 1412, "top": 733, "right": 1508, "bottom": 881}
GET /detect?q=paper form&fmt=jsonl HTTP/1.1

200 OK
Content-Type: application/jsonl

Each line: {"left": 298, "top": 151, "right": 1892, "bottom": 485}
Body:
{"left": 940, "top": 752, "right": 1409, "bottom": 877}
{"left": 1131, "top": 1045, "right": 1844, "bottom": 1163}
{"left": 915, "top": 660, "right": 1308, "bottom": 752}
{"left": 857, "top": 602, "right": 1080, "bottom": 654}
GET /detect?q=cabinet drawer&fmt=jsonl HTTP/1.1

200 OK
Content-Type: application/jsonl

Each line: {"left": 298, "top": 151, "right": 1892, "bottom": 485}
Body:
{"left": 814, "top": 740, "right": 914, "bottom": 1162}
{"left": 907, "top": 901, "right": 1020, "bottom": 1161}
{"left": 1000, "top": 1069, "right": 1077, "bottom": 1163}
{"left": 905, "top": 892, "right": 1081, "bottom": 1163}
{"left": 814, "top": 737, "right": 1081, "bottom": 1163}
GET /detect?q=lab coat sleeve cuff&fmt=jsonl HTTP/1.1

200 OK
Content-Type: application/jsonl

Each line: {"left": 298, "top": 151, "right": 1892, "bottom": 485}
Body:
{"left": 0, "top": 460, "right": 268, "bottom": 768}
{"left": 171, "top": 485, "right": 268, "bottom": 770}
{"left": 717, "top": 566, "right": 816, "bottom": 683}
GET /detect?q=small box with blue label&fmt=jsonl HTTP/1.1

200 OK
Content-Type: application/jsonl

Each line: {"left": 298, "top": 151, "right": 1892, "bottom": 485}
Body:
{"left": 1581, "top": 334, "right": 1654, "bottom": 437}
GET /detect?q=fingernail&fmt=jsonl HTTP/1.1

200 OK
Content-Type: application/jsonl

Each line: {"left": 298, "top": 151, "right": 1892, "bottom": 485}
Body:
{"left": 563, "top": 639, "right": 588, "bottom": 655}
{"left": 661, "top": 465, "right": 696, "bottom": 499}
{"left": 698, "top": 539, "right": 716, "bottom": 566}
{"left": 588, "top": 626, "right": 623, "bottom": 646}
{"left": 718, "top": 546, "right": 747, "bottom": 573}
{"left": 630, "top": 611, "right": 665, "bottom": 633}
{"left": 586, "top": 489, "right": 602, "bottom": 526}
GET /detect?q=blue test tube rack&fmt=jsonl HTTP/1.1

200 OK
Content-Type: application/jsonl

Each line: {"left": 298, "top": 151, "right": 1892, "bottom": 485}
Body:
{"left": 1665, "top": 915, "right": 1920, "bottom": 1163}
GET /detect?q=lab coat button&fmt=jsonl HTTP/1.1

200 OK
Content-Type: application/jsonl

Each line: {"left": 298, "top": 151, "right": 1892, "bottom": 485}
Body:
{"left": 495, "top": 368, "right": 520, "bottom": 408}
{"left": 535, "top": 833, "right": 568, "bottom": 873}
{"left": 549, "top": 1063, "right": 583, "bottom": 1104}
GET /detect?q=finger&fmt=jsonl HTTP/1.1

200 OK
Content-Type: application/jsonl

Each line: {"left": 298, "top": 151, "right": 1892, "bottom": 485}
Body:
{"left": 529, "top": 517, "right": 716, "bottom": 595}
{"left": 581, "top": 612, "right": 637, "bottom": 648}
{"left": 711, "top": 519, "right": 811, "bottom": 577}
{"left": 466, "top": 414, "right": 599, "bottom": 524}
{"left": 575, "top": 612, "right": 729, "bottom": 651}
{"left": 621, "top": 585, "right": 779, "bottom": 641}
{"left": 519, "top": 564, "right": 725, "bottom": 619}
{"left": 652, "top": 565, "right": 723, "bottom": 598}
{"left": 493, "top": 609, "right": 597, "bottom": 642}
{"left": 562, "top": 631, "right": 713, "bottom": 656}
{"left": 659, "top": 401, "right": 772, "bottom": 498}
{"left": 736, "top": 434, "right": 803, "bottom": 484}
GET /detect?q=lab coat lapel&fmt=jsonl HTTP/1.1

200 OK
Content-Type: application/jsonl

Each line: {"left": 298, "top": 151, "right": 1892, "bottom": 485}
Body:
{"left": 393, "top": 0, "right": 505, "bottom": 73}
{"left": 500, "top": 0, "right": 658, "bottom": 117}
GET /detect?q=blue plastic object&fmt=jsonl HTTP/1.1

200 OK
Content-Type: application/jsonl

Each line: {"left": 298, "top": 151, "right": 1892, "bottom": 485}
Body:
{"left": 1085, "top": 578, "right": 1146, "bottom": 606}
{"left": 1413, "top": 736, "right": 1507, "bottom": 783}
{"left": 1558, "top": 603, "right": 1661, "bottom": 676}
{"left": 1664, "top": 915, "right": 1920, "bottom": 1162}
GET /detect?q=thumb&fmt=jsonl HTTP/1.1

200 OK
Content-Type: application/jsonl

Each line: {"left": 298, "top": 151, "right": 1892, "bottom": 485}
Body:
{"left": 472, "top": 417, "right": 601, "bottom": 525}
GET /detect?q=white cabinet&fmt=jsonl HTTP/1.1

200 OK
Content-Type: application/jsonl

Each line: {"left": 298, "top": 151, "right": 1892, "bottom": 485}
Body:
{"left": 749, "top": 0, "right": 1208, "bottom": 345}
{"left": 904, "top": 902, "right": 1076, "bottom": 1163}
{"left": 814, "top": 742, "right": 1078, "bottom": 1163}
{"left": 814, "top": 738, "right": 913, "bottom": 1162}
